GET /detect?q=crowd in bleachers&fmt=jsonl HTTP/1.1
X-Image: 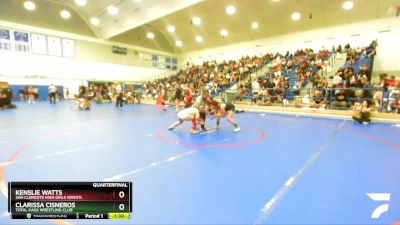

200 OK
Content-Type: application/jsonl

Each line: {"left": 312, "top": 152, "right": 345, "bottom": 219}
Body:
{"left": 33, "top": 39, "right": 398, "bottom": 117}
{"left": 142, "top": 55, "right": 271, "bottom": 99}
{"left": 141, "top": 40, "right": 399, "bottom": 116}
{"left": 141, "top": 44, "right": 336, "bottom": 109}
{"left": 240, "top": 47, "right": 331, "bottom": 106}
{"left": 310, "top": 40, "right": 399, "bottom": 114}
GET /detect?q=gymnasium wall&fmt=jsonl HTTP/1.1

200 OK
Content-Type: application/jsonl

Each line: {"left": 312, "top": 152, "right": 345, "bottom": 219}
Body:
{"left": 0, "top": 20, "right": 175, "bottom": 84}
{"left": 180, "top": 17, "right": 400, "bottom": 81}
{"left": 0, "top": 51, "right": 166, "bottom": 81}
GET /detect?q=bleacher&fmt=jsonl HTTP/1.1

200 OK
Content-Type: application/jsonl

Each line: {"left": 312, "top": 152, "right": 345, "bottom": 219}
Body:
{"left": 345, "top": 55, "right": 373, "bottom": 76}
{"left": 143, "top": 41, "right": 380, "bottom": 110}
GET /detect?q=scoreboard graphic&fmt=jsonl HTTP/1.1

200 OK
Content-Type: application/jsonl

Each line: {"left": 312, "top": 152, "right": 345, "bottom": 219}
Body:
{"left": 8, "top": 182, "right": 132, "bottom": 220}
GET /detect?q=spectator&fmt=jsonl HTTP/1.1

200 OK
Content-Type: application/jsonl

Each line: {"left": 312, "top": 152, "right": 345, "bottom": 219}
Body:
{"left": 291, "top": 81, "right": 302, "bottom": 108}
{"left": 184, "top": 89, "right": 192, "bottom": 108}
{"left": 387, "top": 75, "right": 396, "bottom": 87}
{"left": 282, "top": 77, "right": 290, "bottom": 106}
{"left": 359, "top": 64, "right": 371, "bottom": 80}
{"left": 373, "top": 73, "right": 387, "bottom": 109}
{"left": 251, "top": 78, "right": 260, "bottom": 104}
{"left": 115, "top": 83, "right": 123, "bottom": 107}
{"left": 65, "top": 88, "right": 70, "bottom": 99}
{"left": 388, "top": 79, "right": 400, "bottom": 113}
{"left": 336, "top": 45, "right": 343, "bottom": 53}
{"left": 332, "top": 89, "right": 349, "bottom": 110}
{"left": 74, "top": 85, "right": 91, "bottom": 110}
{"left": 33, "top": 86, "right": 39, "bottom": 102}
{"left": 312, "top": 74, "right": 320, "bottom": 88}
{"left": 27, "top": 86, "right": 35, "bottom": 104}
{"left": 352, "top": 100, "right": 371, "bottom": 124}
{"left": 259, "top": 85, "right": 271, "bottom": 106}
{"left": 311, "top": 89, "right": 326, "bottom": 109}
{"left": 171, "top": 84, "right": 183, "bottom": 112}
{"left": 19, "top": 87, "right": 25, "bottom": 101}
{"left": 333, "top": 71, "right": 343, "bottom": 87}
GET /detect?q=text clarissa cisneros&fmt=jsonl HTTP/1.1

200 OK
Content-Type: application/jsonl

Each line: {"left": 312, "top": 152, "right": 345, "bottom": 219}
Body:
{"left": 14, "top": 190, "right": 76, "bottom": 213}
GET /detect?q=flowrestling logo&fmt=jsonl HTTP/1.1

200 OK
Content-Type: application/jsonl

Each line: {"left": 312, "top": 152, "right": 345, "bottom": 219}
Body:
{"left": 367, "top": 193, "right": 391, "bottom": 219}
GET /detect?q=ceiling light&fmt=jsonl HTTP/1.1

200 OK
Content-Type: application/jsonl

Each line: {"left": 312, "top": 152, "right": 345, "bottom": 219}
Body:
{"left": 90, "top": 17, "right": 100, "bottom": 25}
{"left": 192, "top": 16, "right": 201, "bottom": 25}
{"left": 220, "top": 29, "right": 228, "bottom": 37}
{"left": 272, "top": 0, "right": 280, "bottom": 2}
{"left": 195, "top": 35, "right": 203, "bottom": 43}
{"left": 175, "top": 40, "right": 182, "bottom": 47}
{"left": 226, "top": 5, "right": 236, "bottom": 15}
{"left": 167, "top": 25, "right": 175, "bottom": 33}
{"left": 342, "top": 1, "right": 354, "bottom": 10}
{"left": 24, "top": 1, "right": 36, "bottom": 11}
{"left": 251, "top": 22, "right": 259, "bottom": 29}
{"left": 291, "top": 12, "right": 301, "bottom": 21}
{"left": 108, "top": 6, "right": 119, "bottom": 15}
{"left": 60, "top": 10, "right": 71, "bottom": 19}
{"left": 133, "top": 0, "right": 142, "bottom": 2}
{"left": 74, "top": 0, "right": 87, "bottom": 6}
{"left": 147, "top": 32, "right": 155, "bottom": 39}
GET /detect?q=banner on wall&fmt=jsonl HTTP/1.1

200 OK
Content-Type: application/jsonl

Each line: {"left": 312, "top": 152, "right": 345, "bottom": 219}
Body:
{"left": 166, "top": 57, "right": 171, "bottom": 69}
{"left": 0, "top": 28, "right": 75, "bottom": 58}
{"left": 13, "top": 31, "right": 29, "bottom": 42}
{"left": 48, "top": 36, "right": 62, "bottom": 56}
{"left": 13, "top": 31, "right": 30, "bottom": 52}
{"left": 31, "top": 33, "right": 47, "bottom": 55}
{"left": 0, "top": 29, "right": 10, "bottom": 40}
{"left": 165, "top": 57, "right": 177, "bottom": 69}
{"left": 140, "top": 53, "right": 152, "bottom": 61}
{"left": 0, "top": 28, "right": 11, "bottom": 51}
{"left": 150, "top": 54, "right": 177, "bottom": 69}
{"left": 62, "top": 39, "right": 75, "bottom": 58}
{"left": 158, "top": 55, "right": 165, "bottom": 69}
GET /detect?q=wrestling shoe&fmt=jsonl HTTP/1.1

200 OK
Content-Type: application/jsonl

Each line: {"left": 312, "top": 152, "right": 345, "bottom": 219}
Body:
{"left": 233, "top": 127, "right": 241, "bottom": 132}
{"left": 168, "top": 126, "right": 174, "bottom": 131}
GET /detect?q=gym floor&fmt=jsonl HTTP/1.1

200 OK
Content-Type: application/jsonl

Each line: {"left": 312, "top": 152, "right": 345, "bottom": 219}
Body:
{"left": 0, "top": 102, "right": 399, "bottom": 225}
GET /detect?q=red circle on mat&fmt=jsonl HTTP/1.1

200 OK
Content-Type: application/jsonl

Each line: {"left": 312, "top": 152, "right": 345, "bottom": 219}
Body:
{"left": 156, "top": 127, "right": 266, "bottom": 148}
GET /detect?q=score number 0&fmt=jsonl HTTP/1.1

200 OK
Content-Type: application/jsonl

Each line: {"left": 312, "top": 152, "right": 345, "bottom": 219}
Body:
{"left": 119, "top": 191, "right": 125, "bottom": 211}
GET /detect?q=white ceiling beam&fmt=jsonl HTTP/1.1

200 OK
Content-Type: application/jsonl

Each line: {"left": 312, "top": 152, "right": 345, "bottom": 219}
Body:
{"left": 97, "top": 0, "right": 203, "bottom": 40}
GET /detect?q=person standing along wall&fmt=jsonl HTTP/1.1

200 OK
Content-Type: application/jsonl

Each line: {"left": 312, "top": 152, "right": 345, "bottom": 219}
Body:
{"left": 19, "top": 87, "right": 25, "bottom": 102}
{"left": 33, "top": 86, "right": 39, "bottom": 102}
{"left": 48, "top": 84, "right": 57, "bottom": 104}
{"left": 115, "top": 83, "right": 124, "bottom": 107}
{"left": 27, "top": 86, "right": 35, "bottom": 104}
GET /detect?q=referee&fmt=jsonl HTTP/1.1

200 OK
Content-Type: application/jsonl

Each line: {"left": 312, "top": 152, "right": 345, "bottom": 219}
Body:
{"left": 48, "top": 84, "right": 57, "bottom": 104}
